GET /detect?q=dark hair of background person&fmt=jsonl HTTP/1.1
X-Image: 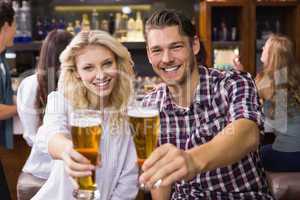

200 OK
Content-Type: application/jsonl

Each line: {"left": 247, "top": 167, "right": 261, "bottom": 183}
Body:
{"left": 0, "top": 0, "right": 14, "bottom": 29}
{"left": 36, "top": 29, "right": 73, "bottom": 122}
{"left": 144, "top": 9, "right": 196, "bottom": 42}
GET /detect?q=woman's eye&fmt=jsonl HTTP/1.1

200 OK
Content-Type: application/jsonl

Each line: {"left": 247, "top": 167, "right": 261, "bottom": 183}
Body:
{"left": 82, "top": 66, "right": 93, "bottom": 71}
{"left": 103, "top": 61, "right": 113, "bottom": 68}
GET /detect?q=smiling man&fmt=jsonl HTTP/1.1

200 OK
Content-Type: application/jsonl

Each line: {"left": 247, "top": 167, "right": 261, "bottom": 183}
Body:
{"left": 140, "top": 9, "right": 274, "bottom": 200}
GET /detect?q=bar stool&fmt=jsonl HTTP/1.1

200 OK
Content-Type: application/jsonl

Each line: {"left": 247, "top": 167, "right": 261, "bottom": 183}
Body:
{"left": 266, "top": 171, "right": 300, "bottom": 200}
{"left": 17, "top": 172, "right": 45, "bottom": 200}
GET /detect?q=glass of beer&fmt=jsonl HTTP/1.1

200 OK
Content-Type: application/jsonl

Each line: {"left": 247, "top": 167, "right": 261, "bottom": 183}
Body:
{"left": 70, "top": 109, "right": 102, "bottom": 200}
{"left": 127, "top": 100, "right": 160, "bottom": 188}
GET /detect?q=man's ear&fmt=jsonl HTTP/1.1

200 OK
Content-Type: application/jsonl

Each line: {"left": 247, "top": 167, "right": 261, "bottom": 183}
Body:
{"left": 192, "top": 36, "right": 200, "bottom": 55}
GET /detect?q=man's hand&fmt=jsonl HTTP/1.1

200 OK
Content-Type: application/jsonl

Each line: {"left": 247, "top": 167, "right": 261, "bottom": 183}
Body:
{"left": 139, "top": 143, "right": 198, "bottom": 189}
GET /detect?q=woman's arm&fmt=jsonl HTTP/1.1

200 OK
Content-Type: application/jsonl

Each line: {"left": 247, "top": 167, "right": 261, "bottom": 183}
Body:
{"left": 35, "top": 91, "right": 95, "bottom": 178}
{"left": 17, "top": 75, "right": 39, "bottom": 146}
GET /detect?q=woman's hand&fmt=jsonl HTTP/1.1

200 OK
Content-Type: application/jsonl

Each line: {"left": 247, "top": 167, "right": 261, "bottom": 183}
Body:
{"left": 61, "top": 144, "right": 100, "bottom": 178}
{"left": 233, "top": 56, "right": 245, "bottom": 71}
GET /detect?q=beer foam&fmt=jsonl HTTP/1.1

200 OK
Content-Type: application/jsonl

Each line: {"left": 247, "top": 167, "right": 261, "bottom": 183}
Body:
{"left": 70, "top": 117, "right": 101, "bottom": 127}
{"left": 128, "top": 107, "right": 159, "bottom": 118}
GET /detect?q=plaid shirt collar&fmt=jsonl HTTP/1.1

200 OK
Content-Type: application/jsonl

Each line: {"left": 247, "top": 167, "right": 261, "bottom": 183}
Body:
{"left": 160, "top": 66, "right": 212, "bottom": 111}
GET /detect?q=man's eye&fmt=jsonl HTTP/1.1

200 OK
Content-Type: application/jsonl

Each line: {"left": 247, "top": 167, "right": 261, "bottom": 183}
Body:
{"left": 172, "top": 45, "right": 182, "bottom": 50}
{"left": 151, "top": 49, "right": 161, "bottom": 54}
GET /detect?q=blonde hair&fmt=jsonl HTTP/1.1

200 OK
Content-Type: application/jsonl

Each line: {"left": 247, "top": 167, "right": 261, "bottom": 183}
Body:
{"left": 260, "top": 34, "right": 300, "bottom": 115}
{"left": 264, "top": 34, "right": 294, "bottom": 74}
{"left": 58, "top": 30, "right": 134, "bottom": 132}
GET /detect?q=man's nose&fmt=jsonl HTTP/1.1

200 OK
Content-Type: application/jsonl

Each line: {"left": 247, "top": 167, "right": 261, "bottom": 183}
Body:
{"left": 162, "top": 50, "right": 174, "bottom": 63}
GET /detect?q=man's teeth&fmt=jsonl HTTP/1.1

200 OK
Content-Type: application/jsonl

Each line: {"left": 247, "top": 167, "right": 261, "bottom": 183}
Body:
{"left": 163, "top": 66, "right": 179, "bottom": 72}
{"left": 95, "top": 80, "right": 110, "bottom": 86}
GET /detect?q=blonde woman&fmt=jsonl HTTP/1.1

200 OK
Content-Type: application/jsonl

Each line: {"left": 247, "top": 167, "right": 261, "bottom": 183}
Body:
{"left": 234, "top": 34, "right": 300, "bottom": 172}
{"left": 32, "top": 30, "right": 139, "bottom": 199}
{"left": 258, "top": 34, "right": 300, "bottom": 172}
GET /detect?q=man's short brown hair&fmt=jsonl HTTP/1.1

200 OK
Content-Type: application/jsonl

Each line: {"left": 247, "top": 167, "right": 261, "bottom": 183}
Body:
{"left": 144, "top": 9, "right": 196, "bottom": 41}
{"left": 0, "top": 0, "right": 15, "bottom": 29}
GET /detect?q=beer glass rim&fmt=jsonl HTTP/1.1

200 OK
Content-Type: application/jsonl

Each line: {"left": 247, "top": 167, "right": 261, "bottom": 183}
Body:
{"left": 70, "top": 109, "right": 102, "bottom": 127}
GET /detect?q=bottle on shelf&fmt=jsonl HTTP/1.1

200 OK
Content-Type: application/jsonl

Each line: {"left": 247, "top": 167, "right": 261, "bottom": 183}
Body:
{"left": 119, "top": 13, "right": 128, "bottom": 42}
{"left": 114, "top": 13, "right": 122, "bottom": 40}
{"left": 219, "top": 20, "right": 228, "bottom": 41}
{"left": 108, "top": 13, "right": 115, "bottom": 35}
{"left": 34, "top": 16, "right": 46, "bottom": 41}
{"left": 212, "top": 27, "right": 218, "bottom": 41}
{"left": 74, "top": 20, "right": 81, "bottom": 34}
{"left": 135, "top": 11, "right": 145, "bottom": 42}
{"left": 20, "top": 0, "right": 32, "bottom": 43}
{"left": 231, "top": 27, "right": 237, "bottom": 41}
{"left": 66, "top": 22, "right": 75, "bottom": 35}
{"left": 81, "top": 14, "right": 90, "bottom": 31}
{"left": 100, "top": 19, "right": 109, "bottom": 32}
{"left": 12, "top": 1, "right": 22, "bottom": 43}
{"left": 91, "top": 9, "right": 99, "bottom": 30}
{"left": 126, "top": 17, "right": 136, "bottom": 42}
{"left": 57, "top": 19, "right": 66, "bottom": 30}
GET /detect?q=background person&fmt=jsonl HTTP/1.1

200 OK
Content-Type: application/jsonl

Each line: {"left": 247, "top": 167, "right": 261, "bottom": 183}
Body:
{"left": 0, "top": 1, "right": 17, "bottom": 198}
{"left": 234, "top": 34, "right": 300, "bottom": 172}
{"left": 16, "top": 29, "right": 73, "bottom": 199}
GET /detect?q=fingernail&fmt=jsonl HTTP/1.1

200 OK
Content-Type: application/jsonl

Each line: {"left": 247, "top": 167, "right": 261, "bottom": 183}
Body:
{"left": 89, "top": 165, "right": 95, "bottom": 170}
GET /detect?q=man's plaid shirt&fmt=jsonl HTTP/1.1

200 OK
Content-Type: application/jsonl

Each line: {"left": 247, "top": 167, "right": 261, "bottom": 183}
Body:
{"left": 144, "top": 66, "right": 273, "bottom": 199}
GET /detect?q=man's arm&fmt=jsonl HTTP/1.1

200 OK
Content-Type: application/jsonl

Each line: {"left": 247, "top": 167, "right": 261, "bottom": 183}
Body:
{"left": 140, "top": 118, "right": 260, "bottom": 188}
{"left": 151, "top": 185, "right": 171, "bottom": 200}
{"left": 0, "top": 103, "right": 17, "bottom": 120}
{"left": 188, "top": 118, "right": 259, "bottom": 173}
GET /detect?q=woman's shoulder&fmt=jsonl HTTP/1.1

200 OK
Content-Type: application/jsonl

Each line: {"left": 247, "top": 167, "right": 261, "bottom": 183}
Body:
{"left": 17, "top": 74, "right": 38, "bottom": 104}
{"left": 45, "top": 91, "right": 72, "bottom": 113}
{"left": 18, "top": 74, "right": 38, "bottom": 92}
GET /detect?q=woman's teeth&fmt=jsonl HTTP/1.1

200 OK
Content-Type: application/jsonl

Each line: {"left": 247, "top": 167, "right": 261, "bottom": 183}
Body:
{"left": 94, "top": 79, "right": 110, "bottom": 87}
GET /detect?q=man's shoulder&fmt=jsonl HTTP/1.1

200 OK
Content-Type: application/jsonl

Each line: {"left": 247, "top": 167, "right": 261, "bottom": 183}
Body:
{"left": 203, "top": 66, "right": 254, "bottom": 87}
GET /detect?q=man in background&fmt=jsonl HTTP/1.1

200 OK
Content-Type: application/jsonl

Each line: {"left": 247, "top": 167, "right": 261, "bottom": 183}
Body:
{"left": 0, "top": 0, "right": 17, "bottom": 198}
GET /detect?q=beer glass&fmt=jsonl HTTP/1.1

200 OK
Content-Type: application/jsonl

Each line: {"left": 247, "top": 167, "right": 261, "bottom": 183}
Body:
{"left": 70, "top": 109, "right": 102, "bottom": 200}
{"left": 127, "top": 100, "right": 160, "bottom": 188}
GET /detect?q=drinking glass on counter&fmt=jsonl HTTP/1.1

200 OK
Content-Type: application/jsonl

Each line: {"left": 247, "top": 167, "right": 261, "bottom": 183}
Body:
{"left": 127, "top": 100, "right": 160, "bottom": 189}
{"left": 70, "top": 109, "right": 102, "bottom": 200}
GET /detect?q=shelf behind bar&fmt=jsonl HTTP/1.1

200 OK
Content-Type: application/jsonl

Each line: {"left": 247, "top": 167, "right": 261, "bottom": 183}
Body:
{"left": 9, "top": 41, "right": 146, "bottom": 52}
{"left": 212, "top": 41, "right": 241, "bottom": 49}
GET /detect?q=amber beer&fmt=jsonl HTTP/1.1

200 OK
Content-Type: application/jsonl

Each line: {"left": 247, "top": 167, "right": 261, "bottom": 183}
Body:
{"left": 128, "top": 107, "right": 160, "bottom": 166}
{"left": 71, "top": 111, "right": 102, "bottom": 192}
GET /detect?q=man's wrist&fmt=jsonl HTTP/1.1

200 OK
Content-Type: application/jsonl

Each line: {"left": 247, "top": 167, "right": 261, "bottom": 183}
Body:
{"left": 186, "top": 147, "right": 206, "bottom": 178}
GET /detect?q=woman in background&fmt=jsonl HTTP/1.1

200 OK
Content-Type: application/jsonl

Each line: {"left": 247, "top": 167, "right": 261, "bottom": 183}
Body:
{"left": 234, "top": 34, "right": 300, "bottom": 172}
{"left": 32, "top": 30, "right": 138, "bottom": 200}
{"left": 17, "top": 29, "right": 73, "bottom": 199}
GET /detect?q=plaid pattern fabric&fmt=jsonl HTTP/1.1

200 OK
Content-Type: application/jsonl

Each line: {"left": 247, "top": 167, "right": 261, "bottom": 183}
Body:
{"left": 144, "top": 66, "right": 273, "bottom": 199}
